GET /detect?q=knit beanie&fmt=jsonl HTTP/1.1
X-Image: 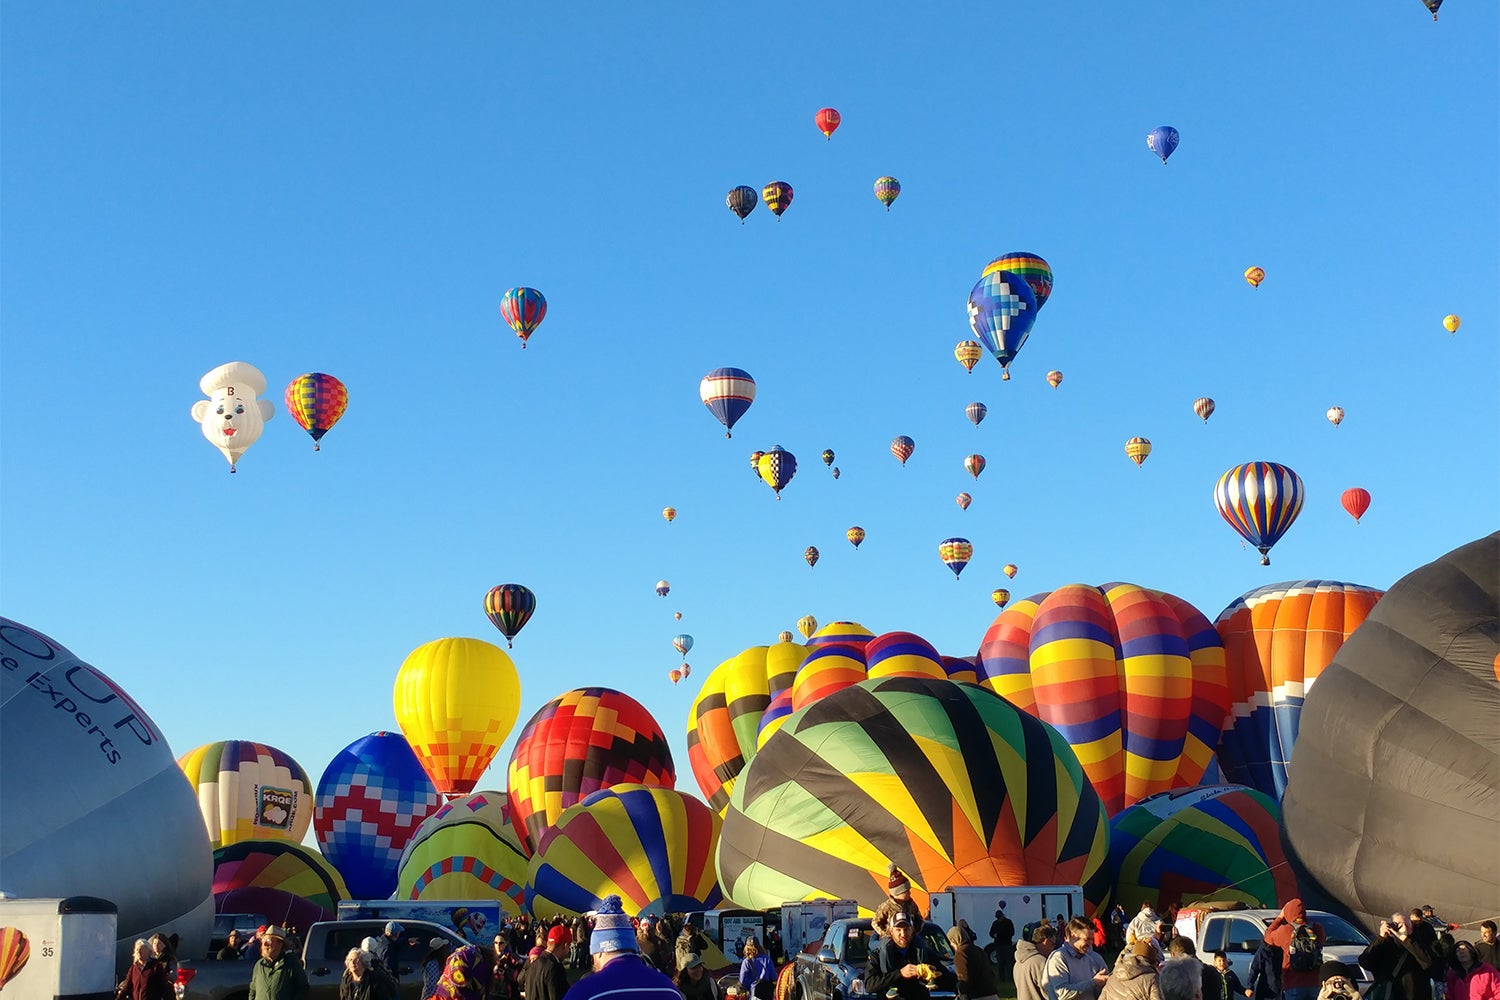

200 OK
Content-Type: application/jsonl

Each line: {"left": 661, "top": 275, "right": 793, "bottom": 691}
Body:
{"left": 590, "top": 895, "right": 639, "bottom": 955}
{"left": 887, "top": 863, "right": 911, "bottom": 897}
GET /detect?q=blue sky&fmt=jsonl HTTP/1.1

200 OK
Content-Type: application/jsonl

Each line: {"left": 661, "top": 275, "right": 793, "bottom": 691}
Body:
{"left": 3, "top": 2, "right": 1496, "bottom": 822}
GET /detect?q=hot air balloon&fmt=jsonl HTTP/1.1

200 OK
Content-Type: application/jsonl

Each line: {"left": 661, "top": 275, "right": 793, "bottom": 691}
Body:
{"left": 1003, "top": 564, "right": 1017, "bottom": 579}
{"left": 749, "top": 450, "right": 764, "bottom": 475}
{"left": 790, "top": 643, "right": 868, "bottom": 711}
{"left": 393, "top": 638, "right": 522, "bottom": 798}
{"left": 804, "top": 546, "right": 820, "bottom": 568}
{"left": 964, "top": 454, "right": 986, "bottom": 479}
{"left": 847, "top": 527, "right": 865, "bottom": 549}
{"left": 395, "top": 790, "right": 529, "bottom": 913}
{"left": 1443, "top": 314, "right": 1461, "bottom": 333}
{"left": 821, "top": 449, "right": 835, "bottom": 467}
{"left": 526, "top": 785, "right": 723, "bottom": 917}
{"left": 1214, "top": 580, "right": 1384, "bottom": 800}
{"left": 179, "top": 741, "right": 315, "bottom": 850}
{"left": 506, "top": 688, "right": 676, "bottom": 856}
{"left": 797, "top": 615, "right": 818, "bottom": 640}
{"left": 680, "top": 663, "right": 691, "bottom": 679}
{"left": 873, "top": 176, "right": 901, "bottom": 210}
{"left": 1125, "top": 437, "right": 1152, "bottom": 467}
{"left": 757, "top": 445, "right": 797, "bottom": 499}
{"left": 674, "top": 612, "right": 683, "bottom": 621}
{"left": 726, "top": 186, "right": 758, "bottom": 223}
{"left": 212, "top": 838, "right": 350, "bottom": 920}
{"left": 1046, "top": 370, "right": 1063, "bottom": 389}
{"left": 762, "top": 181, "right": 793, "bottom": 218}
{"left": 1281, "top": 534, "right": 1498, "bottom": 931}
{"left": 662, "top": 507, "right": 676, "bottom": 523}
{"left": 700, "top": 368, "right": 756, "bottom": 438}
{"left": 991, "top": 588, "right": 1010, "bottom": 609}
{"left": 1147, "top": 126, "right": 1180, "bottom": 164}
{"left": 314, "top": 731, "right": 444, "bottom": 900}
{"left": 968, "top": 270, "right": 1038, "bottom": 380}
{"left": 975, "top": 581, "right": 1231, "bottom": 814}
{"left": 715, "top": 677, "right": 1111, "bottom": 912}
{"left": 483, "top": 584, "right": 536, "bottom": 649}
{"left": 284, "top": 373, "right": 348, "bottom": 452}
{"left": 981, "top": 253, "right": 1055, "bottom": 311}
{"left": 1244, "top": 267, "right": 1265, "bottom": 289}
{"left": 965, "top": 402, "right": 987, "bottom": 427}
{"left": 1214, "top": 462, "right": 1306, "bottom": 565}
{"left": 191, "top": 361, "right": 275, "bottom": 473}
{"left": 1194, "top": 397, "right": 1216, "bottom": 423}
{"left": 954, "top": 340, "right": 983, "bottom": 374}
{"left": 778, "top": 631, "right": 794, "bottom": 644}
{"left": 939, "top": 538, "right": 973, "bottom": 580}
{"left": 805, "top": 621, "right": 876, "bottom": 651}
{"left": 1420, "top": 0, "right": 1442, "bottom": 18}
{"left": 1341, "top": 488, "right": 1371, "bottom": 524}
{"left": 656, "top": 580, "right": 670, "bottom": 597}
{"left": 0, "top": 927, "right": 29, "bottom": 989}
{"left": 669, "top": 669, "right": 682, "bottom": 685}
{"left": 673, "top": 634, "right": 694, "bottom": 657}
{"left": 832, "top": 467, "right": 840, "bottom": 480}
{"left": 890, "top": 435, "right": 915, "bottom": 466}
{"left": 1326, "top": 406, "right": 1344, "bottom": 427}
{"left": 815, "top": 107, "right": 841, "bottom": 139}
{"left": 956, "top": 492, "right": 972, "bottom": 511}
{"left": 864, "top": 632, "right": 948, "bottom": 682}
{"left": 499, "top": 287, "right": 547, "bottom": 348}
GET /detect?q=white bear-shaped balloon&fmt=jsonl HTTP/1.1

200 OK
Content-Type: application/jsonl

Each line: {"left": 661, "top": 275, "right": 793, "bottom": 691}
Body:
{"left": 191, "top": 362, "right": 274, "bottom": 472}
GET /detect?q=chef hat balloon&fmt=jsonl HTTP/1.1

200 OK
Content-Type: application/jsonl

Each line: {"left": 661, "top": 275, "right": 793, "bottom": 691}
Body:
{"left": 190, "top": 362, "right": 274, "bottom": 472}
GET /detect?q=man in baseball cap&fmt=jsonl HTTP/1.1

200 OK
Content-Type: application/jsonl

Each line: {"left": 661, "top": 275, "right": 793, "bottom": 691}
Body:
{"left": 521, "top": 923, "right": 572, "bottom": 1000}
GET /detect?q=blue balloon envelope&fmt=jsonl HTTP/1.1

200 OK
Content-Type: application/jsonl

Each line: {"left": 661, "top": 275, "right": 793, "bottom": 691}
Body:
{"left": 1147, "top": 126, "right": 1180, "bottom": 163}
{"left": 967, "top": 270, "right": 1038, "bottom": 376}
{"left": 314, "top": 731, "right": 444, "bottom": 900}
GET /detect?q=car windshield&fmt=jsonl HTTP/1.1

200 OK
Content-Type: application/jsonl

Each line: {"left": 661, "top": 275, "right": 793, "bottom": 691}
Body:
{"left": 1311, "top": 914, "right": 1371, "bottom": 947}
{"left": 922, "top": 928, "right": 954, "bottom": 960}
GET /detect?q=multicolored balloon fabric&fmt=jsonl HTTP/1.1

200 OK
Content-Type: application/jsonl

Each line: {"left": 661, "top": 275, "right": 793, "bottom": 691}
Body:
{"left": 1125, "top": 437, "right": 1152, "bottom": 467}
{"left": 499, "top": 287, "right": 547, "bottom": 348}
{"left": 954, "top": 340, "right": 983, "bottom": 374}
{"left": 1193, "top": 397, "right": 1216, "bottom": 423}
{"left": 699, "top": 368, "right": 756, "bottom": 438}
{"left": 762, "top": 181, "right": 793, "bottom": 218}
{"left": 0, "top": 927, "right": 30, "bottom": 989}
{"left": 1213, "top": 462, "right": 1306, "bottom": 565}
{"left": 1244, "top": 266, "right": 1265, "bottom": 288}
{"left": 981, "top": 253, "right": 1054, "bottom": 311}
{"left": 178, "top": 740, "right": 315, "bottom": 850}
{"left": 756, "top": 445, "right": 797, "bottom": 498}
{"left": 847, "top": 526, "right": 865, "bottom": 548}
{"left": 890, "top": 435, "right": 915, "bottom": 466}
{"left": 964, "top": 454, "right": 985, "bottom": 479}
{"left": 483, "top": 584, "right": 537, "bottom": 649}
{"left": 283, "top": 372, "right": 348, "bottom": 451}
{"left": 392, "top": 638, "right": 522, "bottom": 797}
{"left": 967, "top": 270, "right": 1038, "bottom": 379}
{"left": 726, "top": 185, "right": 758, "bottom": 222}
{"left": 804, "top": 546, "right": 819, "bottom": 568}
{"left": 873, "top": 176, "right": 901, "bottom": 210}
{"left": 938, "top": 538, "right": 972, "bottom": 579}
{"left": 212, "top": 838, "right": 350, "bottom": 920}
{"left": 1047, "top": 370, "right": 1063, "bottom": 389}
{"left": 395, "top": 789, "right": 528, "bottom": 913}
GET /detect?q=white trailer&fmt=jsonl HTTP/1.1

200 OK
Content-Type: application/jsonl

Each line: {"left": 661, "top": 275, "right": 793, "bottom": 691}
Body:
{"left": 781, "top": 898, "right": 859, "bottom": 958}
{"left": 926, "top": 885, "right": 1084, "bottom": 944}
{"left": 0, "top": 896, "right": 117, "bottom": 1000}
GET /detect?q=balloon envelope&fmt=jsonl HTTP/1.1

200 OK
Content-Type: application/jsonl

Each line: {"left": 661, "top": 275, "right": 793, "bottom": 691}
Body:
{"left": 1214, "top": 462, "right": 1306, "bottom": 565}
{"left": 212, "top": 839, "right": 349, "bottom": 919}
{"left": 890, "top": 436, "right": 915, "bottom": 465}
{"left": 1147, "top": 126, "right": 1180, "bottom": 163}
{"left": 815, "top": 107, "right": 841, "bottom": 138}
{"left": 1341, "top": 488, "right": 1371, "bottom": 523}
{"left": 395, "top": 790, "right": 529, "bottom": 914}
{"left": 687, "top": 644, "right": 808, "bottom": 814}
{"left": 967, "top": 270, "right": 1038, "bottom": 374}
{"left": 483, "top": 585, "right": 537, "bottom": 648}
{"left": 179, "top": 740, "right": 315, "bottom": 850}
{"left": 700, "top": 368, "right": 756, "bottom": 437}
{"left": 726, "top": 186, "right": 758, "bottom": 222}
{"left": 499, "top": 287, "right": 547, "bottom": 347}
{"left": 981, "top": 253, "right": 1054, "bottom": 311}
{"left": 284, "top": 372, "right": 348, "bottom": 448}
{"left": 393, "top": 638, "right": 522, "bottom": 797}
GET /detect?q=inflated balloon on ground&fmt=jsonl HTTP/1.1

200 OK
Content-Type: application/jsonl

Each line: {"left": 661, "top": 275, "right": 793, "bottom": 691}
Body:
{"left": 396, "top": 790, "right": 529, "bottom": 913}
{"left": 212, "top": 839, "right": 349, "bottom": 919}
{"left": 687, "top": 643, "right": 807, "bottom": 813}
{"left": 179, "top": 739, "right": 315, "bottom": 849}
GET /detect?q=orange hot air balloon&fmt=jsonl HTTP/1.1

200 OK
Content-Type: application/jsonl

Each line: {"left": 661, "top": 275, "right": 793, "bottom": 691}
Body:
{"left": 1244, "top": 266, "right": 1265, "bottom": 288}
{"left": 1125, "top": 437, "right": 1152, "bottom": 467}
{"left": 669, "top": 669, "right": 682, "bottom": 684}
{"left": 0, "top": 927, "right": 30, "bottom": 988}
{"left": 815, "top": 107, "right": 841, "bottom": 139}
{"left": 991, "top": 588, "right": 1011, "bottom": 609}
{"left": 1341, "top": 488, "right": 1371, "bottom": 523}
{"left": 847, "top": 526, "right": 865, "bottom": 549}
{"left": 1046, "top": 370, "right": 1063, "bottom": 389}
{"left": 954, "top": 340, "right": 983, "bottom": 374}
{"left": 393, "top": 638, "right": 522, "bottom": 797}
{"left": 1003, "top": 564, "right": 1018, "bottom": 579}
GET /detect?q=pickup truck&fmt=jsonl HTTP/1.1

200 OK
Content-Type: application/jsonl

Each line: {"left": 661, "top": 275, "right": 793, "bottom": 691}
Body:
{"left": 1173, "top": 905, "right": 1374, "bottom": 992}
{"left": 175, "top": 919, "right": 467, "bottom": 1000}
{"left": 794, "top": 917, "right": 957, "bottom": 1000}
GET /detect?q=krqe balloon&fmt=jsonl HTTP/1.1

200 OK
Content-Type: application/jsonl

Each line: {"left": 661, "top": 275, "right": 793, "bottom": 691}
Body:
{"left": 284, "top": 373, "right": 348, "bottom": 451}
{"left": 1214, "top": 462, "right": 1306, "bottom": 566}
{"left": 967, "top": 270, "right": 1038, "bottom": 380}
{"left": 393, "top": 638, "right": 522, "bottom": 797}
{"left": 499, "top": 287, "right": 547, "bottom": 348}
{"left": 1, "top": 618, "right": 213, "bottom": 967}
{"left": 700, "top": 368, "right": 756, "bottom": 438}
{"left": 190, "top": 362, "right": 274, "bottom": 473}
{"left": 1341, "top": 488, "right": 1371, "bottom": 524}
{"left": 178, "top": 740, "right": 315, "bottom": 849}
{"left": 981, "top": 253, "right": 1054, "bottom": 311}
{"left": 483, "top": 584, "right": 536, "bottom": 649}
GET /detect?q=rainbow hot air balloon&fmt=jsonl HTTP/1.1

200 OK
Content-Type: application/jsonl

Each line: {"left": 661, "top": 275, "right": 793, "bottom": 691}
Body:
{"left": 790, "top": 642, "right": 868, "bottom": 711}
{"left": 954, "top": 340, "right": 984, "bottom": 374}
{"left": 815, "top": 107, "right": 841, "bottom": 139}
{"left": 956, "top": 492, "right": 972, "bottom": 511}
{"left": 179, "top": 740, "right": 315, "bottom": 850}
{"left": 525, "top": 785, "right": 723, "bottom": 916}
{"left": 1213, "top": 580, "right": 1383, "bottom": 800}
{"left": 981, "top": 253, "right": 1054, "bottom": 311}
{"left": 873, "top": 176, "right": 901, "bottom": 211}
{"left": 1125, "top": 437, "right": 1152, "bottom": 467}
{"left": 762, "top": 181, "right": 793, "bottom": 219}
{"left": 805, "top": 621, "right": 876, "bottom": 651}
{"left": 699, "top": 368, "right": 756, "bottom": 438}
{"left": 483, "top": 584, "right": 536, "bottom": 649}
{"left": 662, "top": 507, "right": 676, "bottom": 524}
{"left": 974, "top": 581, "right": 1231, "bottom": 814}
{"left": 804, "top": 546, "right": 820, "bottom": 568}
{"left": 757, "top": 445, "right": 797, "bottom": 499}
{"left": 499, "top": 287, "right": 547, "bottom": 348}
{"left": 890, "top": 435, "right": 914, "bottom": 466}
{"left": 1047, "top": 370, "right": 1063, "bottom": 389}
{"left": 213, "top": 838, "right": 350, "bottom": 920}
{"left": 1214, "top": 462, "right": 1306, "bottom": 566}
{"left": 964, "top": 454, "right": 986, "bottom": 480}
{"left": 1326, "top": 406, "right": 1344, "bottom": 427}
{"left": 1443, "top": 314, "right": 1461, "bottom": 333}
{"left": 1193, "top": 397, "right": 1216, "bottom": 423}
{"left": 991, "top": 588, "right": 1010, "bottom": 609}
{"left": 965, "top": 402, "right": 987, "bottom": 427}
{"left": 673, "top": 634, "right": 694, "bottom": 657}
{"left": 1003, "top": 564, "right": 1018, "bottom": 579}
{"left": 968, "top": 270, "right": 1038, "bottom": 381}
{"left": 656, "top": 580, "right": 670, "bottom": 597}
{"left": 1341, "top": 488, "right": 1371, "bottom": 524}
{"left": 0, "top": 928, "right": 30, "bottom": 989}
{"left": 726, "top": 186, "right": 758, "bottom": 223}
{"left": 393, "top": 638, "right": 522, "bottom": 798}
{"left": 283, "top": 373, "right": 348, "bottom": 452}
{"left": 395, "top": 790, "right": 529, "bottom": 913}
{"left": 506, "top": 688, "right": 676, "bottom": 855}
{"left": 865, "top": 631, "right": 947, "bottom": 681}
{"left": 1147, "top": 126, "right": 1180, "bottom": 164}
{"left": 939, "top": 538, "right": 973, "bottom": 580}
{"left": 797, "top": 615, "right": 818, "bottom": 640}
{"left": 847, "top": 527, "right": 865, "bottom": 549}
{"left": 1244, "top": 266, "right": 1265, "bottom": 289}
{"left": 314, "top": 731, "right": 444, "bottom": 900}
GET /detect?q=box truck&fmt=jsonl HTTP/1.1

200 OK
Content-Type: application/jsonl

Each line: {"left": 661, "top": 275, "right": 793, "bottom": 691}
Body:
{"left": 0, "top": 896, "right": 117, "bottom": 1000}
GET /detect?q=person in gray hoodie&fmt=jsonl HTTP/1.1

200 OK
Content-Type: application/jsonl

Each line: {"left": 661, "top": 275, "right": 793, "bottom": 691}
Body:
{"left": 1047, "top": 918, "right": 1108, "bottom": 1000}
{"left": 1017, "top": 925, "right": 1060, "bottom": 1000}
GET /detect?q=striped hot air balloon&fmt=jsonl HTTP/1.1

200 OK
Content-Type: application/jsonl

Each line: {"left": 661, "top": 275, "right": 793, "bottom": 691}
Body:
{"left": 212, "top": 839, "right": 350, "bottom": 920}
{"left": 890, "top": 436, "right": 915, "bottom": 466}
{"left": 499, "top": 287, "right": 547, "bottom": 348}
{"left": 956, "top": 492, "right": 972, "bottom": 511}
{"left": 954, "top": 340, "right": 984, "bottom": 374}
{"left": 939, "top": 538, "right": 973, "bottom": 580}
{"left": 964, "top": 454, "right": 986, "bottom": 480}
{"left": 726, "top": 185, "right": 758, "bottom": 223}
{"left": 865, "top": 631, "right": 946, "bottom": 680}
{"left": 1193, "top": 397, "right": 1216, "bottom": 423}
{"left": 762, "top": 181, "right": 793, "bottom": 218}
{"left": 699, "top": 368, "right": 756, "bottom": 438}
{"left": 483, "top": 584, "right": 537, "bottom": 649}
{"left": 981, "top": 252, "right": 1054, "bottom": 311}
{"left": 395, "top": 789, "right": 529, "bottom": 913}
{"left": 1125, "top": 437, "right": 1152, "bottom": 467}
{"left": 283, "top": 373, "right": 348, "bottom": 451}
{"left": 965, "top": 402, "right": 987, "bottom": 427}
{"left": 1047, "top": 370, "right": 1063, "bottom": 389}
{"left": 846, "top": 527, "right": 865, "bottom": 549}
{"left": 0, "top": 928, "right": 30, "bottom": 990}
{"left": 1214, "top": 462, "right": 1306, "bottom": 565}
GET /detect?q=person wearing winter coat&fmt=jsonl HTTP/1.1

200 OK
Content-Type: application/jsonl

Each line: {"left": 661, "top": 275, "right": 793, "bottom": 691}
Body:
{"left": 121, "top": 939, "right": 174, "bottom": 1000}
{"left": 248, "top": 927, "right": 309, "bottom": 1000}
{"left": 1361, "top": 913, "right": 1440, "bottom": 1000}
{"left": 677, "top": 954, "right": 721, "bottom": 1000}
{"left": 739, "top": 938, "right": 776, "bottom": 996}
{"left": 1099, "top": 940, "right": 1163, "bottom": 1000}
{"left": 1262, "top": 899, "right": 1326, "bottom": 1000}
{"left": 677, "top": 921, "right": 711, "bottom": 975}
{"left": 1015, "top": 925, "right": 1059, "bottom": 1000}
{"left": 949, "top": 922, "right": 1000, "bottom": 1000}
{"left": 1203, "top": 952, "right": 1245, "bottom": 1000}
{"left": 1444, "top": 940, "right": 1500, "bottom": 1000}
{"left": 339, "top": 949, "right": 397, "bottom": 1000}
{"left": 1245, "top": 943, "right": 1281, "bottom": 1000}
{"left": 865, "top": 912, "right": 957, "bottom": 1000}
{"left": 1127, "top": 906, "right": 1161, "bottom": 950}
{"left": 873, "top": 865, "right": 926, "bottom": 938}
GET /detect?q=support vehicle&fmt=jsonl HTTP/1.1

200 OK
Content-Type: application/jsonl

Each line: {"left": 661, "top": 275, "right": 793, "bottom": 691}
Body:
{"left": 1173, "top": 904, "right": 1374, "bottom": 992}
{"left": 0, "top": 896, "right": 117, "bottom": 1000}
{"left": 794, "top": 916, "right": 956, "bottom": 1000}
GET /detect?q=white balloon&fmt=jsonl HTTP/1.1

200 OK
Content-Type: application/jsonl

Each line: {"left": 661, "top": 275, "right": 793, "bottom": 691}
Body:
{"left": 190, "top": 361, "right": 275, "bottom": 471}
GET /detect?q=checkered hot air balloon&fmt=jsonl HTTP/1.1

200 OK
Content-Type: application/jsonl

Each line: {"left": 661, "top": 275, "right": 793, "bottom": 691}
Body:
{"left": 393, "top": 638, "right": 522, "bottom": 797}
{"left": 756, "top": 445, "right": 797, "bottom": 499}
{"left": 1214, "top": 462, "right": 1306, "bottom": 566}
{"left": 700, "top": 368, "right": 756, "bottom": 438}
{"left": 499, "top": 287, "right": 547, "bottom": 348}
{"left": 284, "top": 373, "right": 348, "bottom": 451}
{"left": 968, "top": 270, "right": 1038, "bottom": 380}
{"left": 982, "top": 253, "right": 1054, "bottom": 311}
{"left": 890, "top": 435, "right": 915, "bottom": 466}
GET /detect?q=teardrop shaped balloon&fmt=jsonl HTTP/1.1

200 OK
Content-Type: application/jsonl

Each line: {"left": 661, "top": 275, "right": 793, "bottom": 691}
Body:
{"left": 1194, "top": 397, "right": 1216, "bottom": 423}
{"left": 981, "top": 253, "right": 1054, "bottom": 311}
{"left": 831, "top": 467, "right": 840, "bottom": 480}
{"left": 873, "top": 176, "right": 901, "bottom": 211}
{"left": 1341, "top": 488, "right": 1371, "bottom": 524}
{"left": 1047, "top": 370, "right": 1063, "bottom": 389}
{"left": 674, "top": 611, "right": 682, "bottom": 621}
{"left": 1244, "top": 266, "right": 1265, "bottom": 288}
{"left": 756, "top": 445, "right": 797, "bottom": 499}
{"left": 797, "top": 615, "right": 818, "bottom": 640}
{"left": 1125, "top": 437, "right": 1152, "bottom": 467}
{"left": 815, "top": 107, "right": 841, "bottom": 139}
{"left": 777, "top": 631, "right": 794, "bottom": 644}
{"left": 762, "top": 181, "right": 793, "bottom": 218}
{"left": 1003, "top": 563, "right": 1018, "bottom": 579}
{"left": 669, "top": 669, "right": 682, "bottom": 685}
{"left": 284, "top": 373, "right": 348, "bottom": 451}
{"left": 890, "top": 435, "right": 914, "bottom": 466}
{"left": 0, "top": 927, "right": 30, "bottom": 988}
{"left": 1326, "top": 406, "right": 1344, "bottom": 427}
{"left": 968, "top": 270, "right": 1038, "bottom": 379}
{"left": 484, "top": 584, "right": 537, "bottom": 649}
{"left": 1147, "top": 126, "right": 1180, "bottom": 164}
{"left": 804, "top": 545, "right": 820, "bottom": 568}
{"left": 500, "top": 287, "right": 547, "bottom": 348}
{"left": 965, "top": 402, "right": 987, "bottom": 427}
{"left": 954, "top": 340, "right": 983, "bottom": 374}
{"left": 1214, "top": 462, "right": 1306, "bottom": 566}
{"left": 726, "top": 185, "right": 758, "bottom": 223}
{"left": 656, "top": 580, "right": 670, "bottom": 597}
{"left": 821, "top": 449, "right": 835, "bottom": 467}
{"left": 847, "top": 526, "right": 865, "bottom": 549}
{"left": 964, "top": 454, "right": 986, "bottom": 479}
{"left": 749, "top": 450, "right": 765, "bottom": 475}
{"left": 939, "top": 537, "right": 973, "bottom": 580}
{"left": 673, "top": 634, "right": 694, "bottom": 657}
{"left": 680, "top": 663, "right": 691, "bottom": 679}
{"left": 956, "top": 492, "right": 972, "bottom": 511}
{"left": 699, "top": 368, "right": 756, "bottom": 438}
{"left": 991, "top": 588, "right": 1011, "bottom": 609}
{"left": 1443, "top": 314, "right": 1461, "bottom": 333}
{"left": 662, "top": 506, "right": 676, "bottom": 523}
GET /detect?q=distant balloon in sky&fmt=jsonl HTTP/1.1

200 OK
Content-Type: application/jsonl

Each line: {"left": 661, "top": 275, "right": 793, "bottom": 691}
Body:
{"left": 1443, "top": 314, "right": 1461, "bottom": 333}
{"left": 981, "top": 253, "right": 1054, "bottom": 311}
{"left": 797, "top": 615, "right": 818, "bottom": 640}
{"left": 284, "top": 373, "right": 348, "bottom": 452}
{"left": 832, "top": 467, "right": 840, "bottom": 479}
{"left": 1341, "top": 487, "right": 1372, "bottom": 524}
{"left": 1194, "top": 397, "right": 1216, "bottom": 423}
{"left": 821, "top": 449, "right": 835, "bottom": 467}
{"left": 673, "top": 634, "right": 693, "bottom": 657}
{"left": 680, "top": 663, "right": 691, "bottom": 679}
{"left": 662, "top": 506, "right": 676, "bottom": 523}
{"left": 656, "top": 580, "right": 670, "bottom": 597}
{"left": 1125, "top": 437, "right": 1152, "bottom": 467}
{"left": 964, "top": 454, "right": 986, "bottom": 479}
{"left": 939, "top": 538, "right": 973, "bottom": 580}
{"left": 991, "top": 588, "right": 1011, "bottom": 609}
{"left": 1214, "top": 462, "right": 1306, "bottom": 566}
{"left": 873, "top": 176, "right": 901, "bottom": 210}
{"left": 777, "top": 631, "right": 794, "bottom": 644}
{"left": 726, "top": 185, "right": 758, "bottom": 223}
{"left": 847, "top": 527, "right": 865, "bottom": 549}
{"left": 965, "top": 402, "right": 987, "bottom": 427}
{"left": 483, "top": 584, "right": 537, "bottom": 649}
{"left": 757, "top": 445, "right": 797, "bottom": 499}
{"left": 968, "top": 270, "right": 1038, "bottom": 381}
{"left": 815, "top": 107, "right": 841, "bottom": 139}
{"left": 954, "top": 340, "right": 984, "bottom": 374}
{"left": 804, "top": 546, "right": 819, "bottom": 568}
{"left": 956, "top": 492, "right": 972, "bottom": 511}
{"left": 191, "top": 362, "right": 275, "bottom": 473}
{"left": 1003, "top": 563, "right": 1018, "bottom": 579}
{"left": 700, "top": 368, "right": 756, "bottom": 438}
{"left": 1420, "top": 0, "right": 1442, "bottom": 19}
{"left": 669, "top": 669, "right": 682, "bottom": 685}
{"left": 1147, "top": 126, "right": 1180, "bottom": 164}
{"left": 1327, "top": 406, "right": 1345, "bottom": 427}
{"left": 1244, "top": 266, "right": 1265, "bottom": 289}
{"left": 890, "top": 435, "right": 915, "bottom": 466}
{"left": 674, "top": 611, "right": 683, "bottom": 621}
{"left": 749, "top": 450, "right": 764, "bottom": 475}
{"left": 762, "top": 181, "right": 793, "bottom": 218}
{"left": 1047, "top": 370, "right": 1063, "bottom": 389}
{"left": 500, "top": 287, "right": 547, "bottom": 349}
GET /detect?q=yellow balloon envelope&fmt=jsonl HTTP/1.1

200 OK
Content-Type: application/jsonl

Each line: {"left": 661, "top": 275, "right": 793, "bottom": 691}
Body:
{"left": 396, "top": 790, "right": 528, "bottom": 914}
{"left": 1443, "top": 314, "right": 1460, "bottom": 333}
{"left": 394, "top": 638, "right": 521, "bottom": 797}
{"left": 178, "top": 740, "right": 314, "bottom": 850}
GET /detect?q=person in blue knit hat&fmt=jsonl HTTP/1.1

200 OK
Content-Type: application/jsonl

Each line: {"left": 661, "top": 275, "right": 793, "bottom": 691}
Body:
{"left": 562, "top": 895, "right": 680, "bottom": 1000}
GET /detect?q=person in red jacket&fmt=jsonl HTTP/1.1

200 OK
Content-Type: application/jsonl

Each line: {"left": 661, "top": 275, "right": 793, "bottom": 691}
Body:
{"left": 1262, "top": 900, "right": 1325, "bottom": 1000}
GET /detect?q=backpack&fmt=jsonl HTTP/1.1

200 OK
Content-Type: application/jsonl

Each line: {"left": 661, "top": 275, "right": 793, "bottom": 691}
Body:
{"left": 1288, "top": 925, "right": 1321, "bottom": 973}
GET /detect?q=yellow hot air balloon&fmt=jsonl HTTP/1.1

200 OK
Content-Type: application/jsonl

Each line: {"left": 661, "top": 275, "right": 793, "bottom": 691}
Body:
{"left": 991, "top": 588, "right": 1011, "bottom": 609}
{"left": 393, "top": 638, "right": 522, "bottom": 798}
{"left": 662, "top": 506, "right": 677, "bottom": 523}
{"left": 1244, "top": 266, "right": 1265, "bottom": 288}
{"left": 1443, "top": 314, "right": 1461, "bottom": 334}
{"left": 797, "top": 615, "right": 818, "bottom": 640}
{"left": 1046, "top": 370, "right": 1063, "bottom": 389}
{"left": 1003, "top": 563, "right": 1018, "bottom": 579}
{"left": 1125, "top": 436, "right": 1152, "bottom": 467}
{"left": 778, "top": 631, "right": 795, "bottom": 644}
{"left": 954, "top": 340, "right": 983, "bottom": 374}
{"left": 847, "top": 526, "right": 865, "bottom": 549}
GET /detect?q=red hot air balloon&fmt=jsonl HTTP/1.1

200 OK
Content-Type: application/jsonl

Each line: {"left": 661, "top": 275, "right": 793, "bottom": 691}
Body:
{"left": 1341, "top": 488, "right": 1372, "bottom": 524}
{"left": 890, "top": 436, "right": 915, "bottom": 466}
{"left": 815, "top": 108, "right": 841, "bottom": 139}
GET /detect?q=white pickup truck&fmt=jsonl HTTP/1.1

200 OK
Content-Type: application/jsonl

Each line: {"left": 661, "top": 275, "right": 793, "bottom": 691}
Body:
{"left": 1174, "top": 904, "right": 1373, "bottom": 991}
